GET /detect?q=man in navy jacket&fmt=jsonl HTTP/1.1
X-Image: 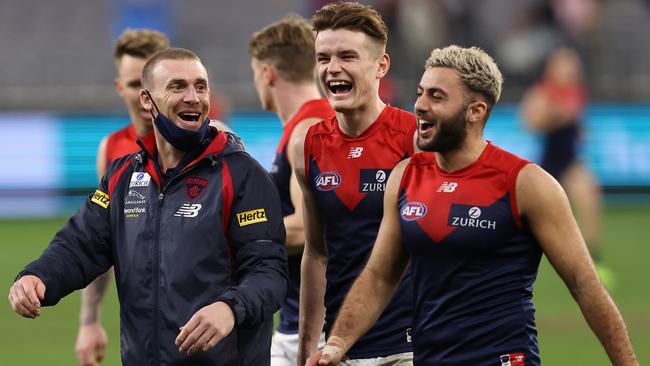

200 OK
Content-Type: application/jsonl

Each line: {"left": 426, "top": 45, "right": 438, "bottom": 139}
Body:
{"left": 8, "top": 48, "right": 288, "bottom": 365}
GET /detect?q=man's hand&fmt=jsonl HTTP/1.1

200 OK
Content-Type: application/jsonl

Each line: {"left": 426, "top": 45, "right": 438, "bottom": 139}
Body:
{"left": 75, "top": 322, "right": 108, "bottom": 366}
{"left": 8, "top": 275, "right": 45, "bottom": 318}
{"left": 305, "top": 343, "right": 345, "bottom": 366}
{"left": 175, "top": 301, "right": 235, "bottom": 356}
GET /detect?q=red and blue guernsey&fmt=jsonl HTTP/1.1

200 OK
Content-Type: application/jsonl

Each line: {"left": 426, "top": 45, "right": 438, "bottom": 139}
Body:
{"left": 398, "top": 142, "right": 542, "bottom": 366}
{"left": 270, "top": 98, "right": 334, "bottom": 335}
{"left": 305, "top": 105, "right": 416, "bottom": 358}
{"left": 105, "top": 124, "right": 142, "bottom": 167}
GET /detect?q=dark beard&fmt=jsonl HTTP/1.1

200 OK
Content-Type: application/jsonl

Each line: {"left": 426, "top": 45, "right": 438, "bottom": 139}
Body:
{"left": 417, "top": 108, "right": 467, "bottom": 153}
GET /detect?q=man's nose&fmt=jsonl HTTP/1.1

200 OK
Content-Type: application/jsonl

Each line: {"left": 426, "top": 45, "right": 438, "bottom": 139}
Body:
{"left": 328, "top": 58, "right": 342, "bottom": 73}
{"left": 183, "top": 87, "right": 200, "bottom": 104}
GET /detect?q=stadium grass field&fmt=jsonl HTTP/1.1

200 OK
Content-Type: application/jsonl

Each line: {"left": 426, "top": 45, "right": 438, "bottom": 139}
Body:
{"left": 1, "top": 204, "right": 648, "bottom": 365}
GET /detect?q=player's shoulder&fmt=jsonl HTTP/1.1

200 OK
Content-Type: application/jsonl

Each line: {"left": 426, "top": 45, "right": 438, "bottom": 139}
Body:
{"left": 480, "top": 142, "right": 530, "bottom": 175}
{"left": 305, "top": 115, "right": 337, "bottom": 137}
{"left": 382, "top": 105, "right": 416, "bottom": 133}
{"left": 106, "top": 124, "right": 134, "bottom": 140}
{"left": 386, "top": 157, "right": 413, "bottom": 191}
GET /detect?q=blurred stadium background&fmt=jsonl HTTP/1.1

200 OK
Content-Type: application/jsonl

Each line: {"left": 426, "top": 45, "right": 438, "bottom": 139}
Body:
{"left": 0, "top": 0, "right": 648, "bottom": 364}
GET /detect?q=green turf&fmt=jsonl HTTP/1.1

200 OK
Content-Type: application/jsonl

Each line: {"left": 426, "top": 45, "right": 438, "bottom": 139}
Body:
{"left": 1, "top": 205, "right": 648, "bottom": 365}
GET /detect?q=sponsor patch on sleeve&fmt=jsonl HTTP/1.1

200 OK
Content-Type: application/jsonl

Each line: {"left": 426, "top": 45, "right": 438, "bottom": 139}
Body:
{"left": 91, "top": 190, "right": 110, "bottom": 208}
{"left": 236, "top": 208, "right": 267, "bottom": 227}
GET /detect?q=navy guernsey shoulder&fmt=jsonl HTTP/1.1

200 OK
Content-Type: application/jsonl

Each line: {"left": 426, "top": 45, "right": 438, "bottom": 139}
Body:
{"left": 398, "top": 144, "right": 541, "bottom": 366}
{"left": 304, "top": 105, "right": 416, "bottom": 358}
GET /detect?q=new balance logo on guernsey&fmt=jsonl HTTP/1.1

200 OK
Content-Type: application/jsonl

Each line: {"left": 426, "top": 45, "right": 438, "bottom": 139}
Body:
{"left": 437, "top": 182, "right": 458, "bottom": 192}
{"left": 347, "top": 147, "right": 363, "bottom": 159}
{"left": 174, "top": 203, "right": 202, "bottom": 218}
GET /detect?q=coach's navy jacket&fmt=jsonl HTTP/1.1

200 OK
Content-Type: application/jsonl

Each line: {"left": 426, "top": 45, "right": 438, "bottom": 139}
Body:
{"left": 19, "top": 128, "right": 288, "bottom": 365}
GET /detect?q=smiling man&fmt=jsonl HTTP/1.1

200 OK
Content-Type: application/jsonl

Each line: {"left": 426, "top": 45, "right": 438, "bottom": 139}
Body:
{"left": 291, "top": 2, "right": 417, "bottom": 365}
{"left": 309, "top": 45, "right": 638, "bottom": 366}
{"left": 8, "top": 48, "right": 288, "bottom": 365}
{"left": 76, "top": 29, "right": 169, "bottom": 366}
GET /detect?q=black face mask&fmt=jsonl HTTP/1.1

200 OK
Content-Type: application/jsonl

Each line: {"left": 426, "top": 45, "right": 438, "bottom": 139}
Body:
{"left": 145, "top": 89, "right": 210, "bottom": 151}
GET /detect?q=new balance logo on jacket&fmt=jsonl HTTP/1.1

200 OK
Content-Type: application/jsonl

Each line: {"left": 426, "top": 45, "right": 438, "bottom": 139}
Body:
{"left": 174, "top": 203, "right": 202, "bottom": 217}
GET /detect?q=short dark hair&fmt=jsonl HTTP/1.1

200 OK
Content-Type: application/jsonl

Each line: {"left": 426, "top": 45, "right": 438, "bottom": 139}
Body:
{"left": 113, "top": 28, "right": 170, "bottom": 67}
{"left": 312, "top": 2, "right": 388, "bottom": 48}
{"left": 249, "top": 14, "right": 316, "bottom": 83}
{"left": 142, "top": 48, "right": 202, "bottom": 89}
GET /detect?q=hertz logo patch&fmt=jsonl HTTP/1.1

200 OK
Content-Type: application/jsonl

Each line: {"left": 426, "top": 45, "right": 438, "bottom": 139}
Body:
{"left": 237, "top": 208, "right": 267, "bottom": 227}
{"left": 91, "top": 190, "right": 110, "bottom": 208}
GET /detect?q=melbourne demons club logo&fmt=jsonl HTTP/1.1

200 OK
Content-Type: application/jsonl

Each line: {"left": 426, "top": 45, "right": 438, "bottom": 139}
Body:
{"left": 400, "top": 202, "right": 427, "bottom": 221}
{"left": 185, "top": 176, "right": 208, "bottom": 200}
{"left": 314, "top": 171, "right": 341, "bottom": 191}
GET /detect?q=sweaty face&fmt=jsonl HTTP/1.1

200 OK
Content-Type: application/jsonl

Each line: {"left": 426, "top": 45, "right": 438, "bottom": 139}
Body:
{"left": 116, "top": 55, "right": 150, "bottom": 132}
{"left": 414, "top": 67, "right": 469, "bottom": 153}
{"left": 250, "top": 57, "right": 273, "bottom": 112}
{"left": 315, "top": 28, "right": 385, "bottom": 113}
{"left": 144, "top": 59, "right": 210, "bottom": 131}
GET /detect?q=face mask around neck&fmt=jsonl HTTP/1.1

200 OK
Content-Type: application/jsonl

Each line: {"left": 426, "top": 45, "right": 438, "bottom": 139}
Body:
{"left": 145, "top": 89, "right": 210, "bottom": 151}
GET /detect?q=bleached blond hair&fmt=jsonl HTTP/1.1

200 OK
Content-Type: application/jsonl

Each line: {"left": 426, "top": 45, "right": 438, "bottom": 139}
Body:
{"left": 425, "top": 45, "right": 503, "bottom": 106}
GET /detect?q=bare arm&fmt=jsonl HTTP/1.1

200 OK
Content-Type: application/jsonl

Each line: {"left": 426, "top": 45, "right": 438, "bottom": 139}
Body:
{"left": 95, "top": 136, "right": 108, "bottom": 181}
{"left": 291, "top": 123, "right": 328, "bottom": 366}
{"left": 310, "top": 159, "right": 411, "bottom": 366}
{"left": 75, "top": 136, "right": 111, "bottom": 366}
{"left": 517, "top": 164, "right": 638, "bottom": 365}
{"left": 284, "top": 118, "right": 322, "bottom": 256}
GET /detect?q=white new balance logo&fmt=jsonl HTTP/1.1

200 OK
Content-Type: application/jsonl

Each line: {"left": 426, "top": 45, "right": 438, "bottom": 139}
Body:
{"left": 347, "top": 147, "right": 363, "bottom": 159}
{"left": 436, "top": 182, "right": 458, "bottom": 192}
{"left": 174, "top": 203, "right": 202, "bottom": 217}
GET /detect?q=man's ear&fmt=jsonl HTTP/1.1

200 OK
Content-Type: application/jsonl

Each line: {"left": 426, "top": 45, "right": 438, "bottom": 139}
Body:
{"left": 114, "top": 78, "right": 123, "bottom": 97}
{"left": 467, "top": 99, "right": 489, "bottom": 125}
{"left": 376, "top": 52, "right": 390, "bottom": 79}
{"left": 263, "top": 64, "right": 276, "bottom": 86}
{"left": 140, "top": 89, "right": 153, "bottom": 112}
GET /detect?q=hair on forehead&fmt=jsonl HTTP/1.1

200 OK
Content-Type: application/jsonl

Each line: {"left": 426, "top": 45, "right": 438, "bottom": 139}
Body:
{"left": 312, "top": 1, "right": 388, "bottom": 47}
{"left": 142, "top": 48, "right": 204, "bottom": 89}
{"left": 425, "top": 45, "right": 503, "bottom": 106}
{"left": 249, "top": 14, "right": 316, "bottom": 82}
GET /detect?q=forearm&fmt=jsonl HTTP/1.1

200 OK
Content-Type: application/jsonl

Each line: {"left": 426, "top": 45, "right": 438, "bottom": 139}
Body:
{"left": 79, "top": 268, "right": 113, "bottom": 325}
{"left": 298, "top": 251, "right": 327, "bottom": 356}
{"left": 329, "top": 266, "right": 402, "bottom": 352}
{"left": 284, "top": 213, "right": 305, "bottom": 256}
{"left": 573, "top": 279, "right": 638, "bottom": 365}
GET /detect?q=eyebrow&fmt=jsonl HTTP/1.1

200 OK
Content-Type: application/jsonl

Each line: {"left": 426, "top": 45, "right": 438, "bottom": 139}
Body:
{"left": 166, "top": 78, "right": 208, "bottom": 86}
{"left": 126, "top": 80, "right": 142, "bottom": 87}
{"left": 316, "top": 48, "right": 359, "bottom": 58}
{"left": 418, "top": 86, "right": 448, "bottom": 96}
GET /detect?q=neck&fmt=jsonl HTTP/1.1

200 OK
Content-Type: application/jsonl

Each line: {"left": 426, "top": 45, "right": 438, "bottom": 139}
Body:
{"left": 153, "top": 132, "right": 184, "bottom": 173}
{"left": 272, "top": 81, "right": 322, "bottom": 125}
{"left": 336, "top": 96, "right": 386, "bottom": 137}
{"left": 132, "top": 118, "right": 153, "bottom": 137}
{"left": 435, "top": 133, "right": 488, "bottom": 173}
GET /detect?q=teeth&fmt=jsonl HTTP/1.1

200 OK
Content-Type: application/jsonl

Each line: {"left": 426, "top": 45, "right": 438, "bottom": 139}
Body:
{"left": 328, "top": 81, "right": 351, "bottom": 87}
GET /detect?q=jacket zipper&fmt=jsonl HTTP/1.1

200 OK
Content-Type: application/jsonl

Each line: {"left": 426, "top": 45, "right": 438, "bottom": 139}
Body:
{"left": 151, "top": 159, "right": 209, "bottom": 364}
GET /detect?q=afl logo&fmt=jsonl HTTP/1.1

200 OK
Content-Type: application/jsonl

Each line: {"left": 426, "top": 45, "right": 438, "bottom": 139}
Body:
{"left": 314, "top": 171, "right": 341, "bottom": 191}
{"left": 400, "top": 202, "right": 427, "bottom": 221}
